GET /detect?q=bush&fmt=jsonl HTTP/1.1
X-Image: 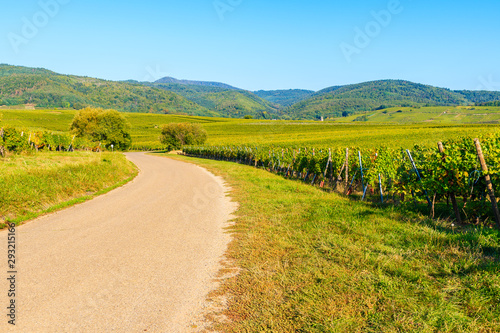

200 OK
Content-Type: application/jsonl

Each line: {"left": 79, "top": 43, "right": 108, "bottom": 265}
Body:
{"left": 160, "top": 123, "right": 207, "bottom": 150}
{"left": 70, "top": 107, "right": 132, "bottom": 150}
{"left": 2, "top": 127, "right": 30, "bottom": 152}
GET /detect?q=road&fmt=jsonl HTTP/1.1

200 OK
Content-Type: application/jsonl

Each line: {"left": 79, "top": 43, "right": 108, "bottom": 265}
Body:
{"left": 0, "top": 153, "right": 236, "bottom": 332}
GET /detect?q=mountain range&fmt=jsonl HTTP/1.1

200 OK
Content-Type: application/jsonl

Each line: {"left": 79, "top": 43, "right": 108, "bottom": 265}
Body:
{"left": 1, "top": 64, "right": 500, "bottom": 120}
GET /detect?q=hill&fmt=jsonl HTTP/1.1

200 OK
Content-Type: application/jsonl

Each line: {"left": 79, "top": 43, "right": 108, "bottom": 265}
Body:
{"left": 286, "top": 80, "right": 473, "bottom": 119}
{"left": 253, "top": 89, "right": 315, "bottom": 107}
{"left": 0, "top": 65, "right": 212, "bottom": 116}
{"left": 333, "top": 105, "right": 500, "bottom": 124}
{"left": 454, "top": 90, "right": 500, "bottom": 104}
{"left": 147, "top": 82, "right": 280, "bottom": 118}
{"left": 154, "top": 76, "right": 241, "bottom": 90}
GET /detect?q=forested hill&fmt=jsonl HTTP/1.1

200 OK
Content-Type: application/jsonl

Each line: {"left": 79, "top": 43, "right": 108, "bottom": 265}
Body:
{"left": 145, "top": 82, "right": 280, "bottom": 119}
{"left": 2, "top": 65, "right": 499, "bottom": 120}
{"left": 253, "top": 89, "right": 315, "bottom": 107}
{"left": 454, "top": 90, "right": 500, "bottom": 104}
{"left": 0, "top": 65, "right": 211, "bottom": 116}
{"left": 286, "top": 80, "right": 499, "bottom": 119}
{"left": 154, "top": 76, "right": 241, "bottom": 90}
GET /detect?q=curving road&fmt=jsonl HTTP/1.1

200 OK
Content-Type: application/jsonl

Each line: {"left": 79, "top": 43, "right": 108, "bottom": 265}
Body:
{"left": 0, "top": 153, "right": 236, "bottom": 332}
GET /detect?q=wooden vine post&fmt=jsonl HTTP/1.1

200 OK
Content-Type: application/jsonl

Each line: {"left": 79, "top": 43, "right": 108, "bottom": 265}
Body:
{"left": 474, "top": 138, "right": 500, "bottom": 229}
{"left": 437, "top": 142, "right": 462, "bottom": 224}
{"left": 345, "top": 148, "right": 349, "bottom": 187}
{"left": 0, "top": 127, "right": 4, "bottom": 158}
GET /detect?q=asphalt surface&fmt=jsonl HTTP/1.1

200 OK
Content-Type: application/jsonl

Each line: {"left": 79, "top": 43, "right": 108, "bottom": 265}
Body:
{"left": 0, "top": 152, "right": 236, "bottom": 332}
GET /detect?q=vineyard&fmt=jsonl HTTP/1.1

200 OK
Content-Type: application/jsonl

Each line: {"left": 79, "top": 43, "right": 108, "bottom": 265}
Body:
{"left": 184, "top": 132, "right": 500, "bottom": 227}
{"left": 0, "top": 127, "right": 97, "bottom": 157}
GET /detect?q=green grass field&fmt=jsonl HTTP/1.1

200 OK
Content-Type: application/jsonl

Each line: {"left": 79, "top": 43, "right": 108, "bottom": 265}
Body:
{"left": 0, "top": 151, "right": 137, "bottom": 227}
{"left": 1, "top": 108, "right": 499, "bottom": 150}
{"left": 167, "top": 154, "right": 500, "bottom": 332}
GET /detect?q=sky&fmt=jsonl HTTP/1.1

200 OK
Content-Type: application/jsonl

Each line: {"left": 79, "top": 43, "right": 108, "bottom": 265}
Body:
{"left": 0, "top": 0, "right": 499, "bottom": 91}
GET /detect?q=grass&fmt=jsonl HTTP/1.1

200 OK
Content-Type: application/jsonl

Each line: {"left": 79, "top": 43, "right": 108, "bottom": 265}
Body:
{"left": 0, "top": 151, "right": 137, "bottom": 227}
{"left": 166, "top": 154, "right": 500, "bottom": 332}
{"left": 336, "top": 105, "right": 500, "bottom": 124}
{"left": 1, "top": 108, "right": 499, "bottom": 150}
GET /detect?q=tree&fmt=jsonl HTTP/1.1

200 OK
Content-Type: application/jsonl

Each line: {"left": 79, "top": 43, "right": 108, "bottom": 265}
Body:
{"left": 70, "top": 107, "right": 132, "bottom": 150}
{"left": 244, "top": 115, "right": 253, "bottom": 119}
{"left": 160, "top": 123, "right": 207, "bottom": 150}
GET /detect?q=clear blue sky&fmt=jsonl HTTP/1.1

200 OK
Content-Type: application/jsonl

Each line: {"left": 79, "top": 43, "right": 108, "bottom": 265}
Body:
{"left": 1, "top": 0, "right": 499, "bottom": 91}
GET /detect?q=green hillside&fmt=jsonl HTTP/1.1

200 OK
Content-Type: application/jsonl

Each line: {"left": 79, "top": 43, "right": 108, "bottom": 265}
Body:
{"left": 334, "top": 105, "right": 500, "bottom": 124}
{"left": 253, "top": 89, "right": 315, "bottom": 107}
{"left": 455, "top": 90, "right": 500, "bottom": 104}
{"left": 148, "top": 82, "right": 279, "bottom": 119}
{"left": 287, "top": 80, "right": 471, "bottom": 119}
{"left": 0, "top": 65, "right": 211, "bottom": 116}
{"left": 154, "top": 76, "right": 240, "bottom": 90}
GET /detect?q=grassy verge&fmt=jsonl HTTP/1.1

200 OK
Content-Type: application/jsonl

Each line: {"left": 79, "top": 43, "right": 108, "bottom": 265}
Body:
{"left": 166, "top": 154, "right": 500, "bottom": 332}
{"left": 0, "top": 151, "right": 137, "bottom": 228}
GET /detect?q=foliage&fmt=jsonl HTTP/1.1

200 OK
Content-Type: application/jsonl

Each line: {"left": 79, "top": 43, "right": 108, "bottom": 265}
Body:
{"left": 148, "top": 82, "right": 280, "bottom": 119}
{"left": 154, "top": 76, "right": 239, "bottom": 90}
{"left": 458, "top": 90, "right": 500, "bottom": 104}
{"left": 2, "top": 127, "right": 30, "bottom": 152}
{"left": 253, "top": 89, "right": 314, "bottom": 107}
{"left": 160, "top": 122, "right": 207, "bottom": 150}
{"left": 0, "top": 65, "right": 208, "bottom": 115}
{"left": 286, "top": 80, "right": 476, "bottom": 119}
{"left": 183, "top": 131, "right": 500, "bottom": 225}
{"left": 70, "top": 107, "right": 132, "bottom": 150}
{"left": 2, "top": 108, "right": 499, "bottom": 152}
{"left": 477, "top": 100, "right": 500, "bottom": 107}
{"left": 170, "top": 153, "right": 500, "bottom": 332}
{"left": 335, "top": 105, "right": 500, "bottom": 124}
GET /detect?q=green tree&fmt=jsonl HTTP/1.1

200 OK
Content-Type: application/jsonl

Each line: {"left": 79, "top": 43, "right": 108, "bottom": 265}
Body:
{"left": 70, "top": 107, "right": 132, "bottom": 150}
{"left": 160, "top": 123, "right": 207, "bottom": 150}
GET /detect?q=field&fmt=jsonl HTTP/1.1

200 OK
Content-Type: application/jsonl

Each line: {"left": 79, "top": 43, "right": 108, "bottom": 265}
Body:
{"left": 2, "top": 107, "right": 500, "bottom": 330}
{"left": 0, "top": 151, "right": 137, "bottom": 226}
{"left": 1, "top": 108, "right": 499, "bottom": 150}
{"left": 337, "top": 105, "right": 500, "bottom": 124}
{"left": 167, "top": 154, "right": 500, "bottom": 332}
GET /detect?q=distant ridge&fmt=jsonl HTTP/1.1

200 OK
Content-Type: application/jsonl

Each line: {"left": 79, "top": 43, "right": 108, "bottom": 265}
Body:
{"left": 253, "top": 89, "right": 315, "bottom": 107}
{"left": 1, "top": 64, "right": 500, "bottom": 120}
{"left": 155, "top": 76, "right": 241, "bottom": 91}
{"left": 286, "top": 80, "right": 500, "bottom": 119}
{"left": 0, "top": 64, "right": 211, "bottom": 116}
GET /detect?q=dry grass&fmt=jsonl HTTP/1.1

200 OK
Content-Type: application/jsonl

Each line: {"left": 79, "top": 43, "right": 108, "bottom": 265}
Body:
{"left": 0, "top": 151, "right": 137, "bottom": 226}
{"left": 169, "top": 154, "right": 500, "bottom": 332}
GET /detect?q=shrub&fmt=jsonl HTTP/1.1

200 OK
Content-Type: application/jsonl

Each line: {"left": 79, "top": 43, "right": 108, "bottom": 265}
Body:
{"left": 2, "top": 127, "right": 30, "bottom": 152}
{"left": 160, "top": 123, "right": 208, "bottom": 150}
{"left": 70, "top": 107, "right": 132, "bottom": 151}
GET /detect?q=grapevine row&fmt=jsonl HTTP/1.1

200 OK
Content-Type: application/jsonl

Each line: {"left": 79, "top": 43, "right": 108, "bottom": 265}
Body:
{"left": 183, "top": 132, "right": 500, "bottom": 227}
{"left": 0, "top": 127, "right": 107, "bottom": 155}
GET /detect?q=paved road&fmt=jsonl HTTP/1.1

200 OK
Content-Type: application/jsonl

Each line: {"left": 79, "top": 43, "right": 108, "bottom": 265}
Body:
{"left": 0, "top": 153, "right": 236, "bottom": 332}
